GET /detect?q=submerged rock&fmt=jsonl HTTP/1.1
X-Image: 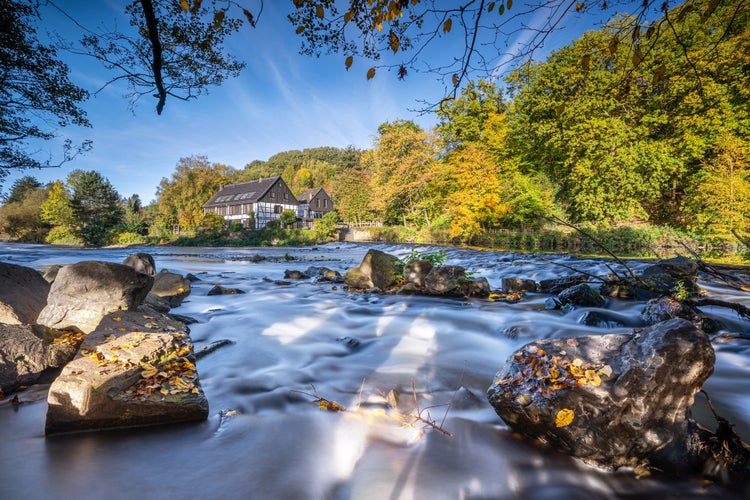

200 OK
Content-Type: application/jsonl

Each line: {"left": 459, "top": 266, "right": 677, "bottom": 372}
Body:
{"left": 45, "top": 311, "right": 208, "bottom": 434}
{"left": 0, "top": 262, "right": 50, "bottom": 325}
{"left": 0, "top": 324, "right": 80, "bottom": 393}
{"left": 487, "top": 318, "right": 715, "bottom": 472}
{"left": 558, "top": 283, "right": 605, "bottom": 308}
{"left": 150, "top": 269, "right": 191, "bottom": 307}
{"left": 207, "top": 285, "right": 246, "bottom": 295}
{"left": 284, "top": 270, "right": 310, "bottom": 280}
{"left": 37, "top": 261, "right": 154, "bottom": 334}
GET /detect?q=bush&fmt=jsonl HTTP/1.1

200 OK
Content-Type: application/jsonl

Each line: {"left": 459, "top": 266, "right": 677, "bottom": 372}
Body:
{"left": 45, "top": 226, "right": 83, "bottom": 245}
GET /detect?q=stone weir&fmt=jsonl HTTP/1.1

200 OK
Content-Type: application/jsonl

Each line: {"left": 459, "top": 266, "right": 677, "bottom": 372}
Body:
{"left": 45, "top": 310, "right": 208, "bottom": 435}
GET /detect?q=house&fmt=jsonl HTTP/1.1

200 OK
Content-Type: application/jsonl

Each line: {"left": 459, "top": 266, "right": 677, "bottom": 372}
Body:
{"left": 202, "top": 176, "right": 298, "bottom": 229}
{"left": 297, "top": 187, "right": 334, "bottom": 224}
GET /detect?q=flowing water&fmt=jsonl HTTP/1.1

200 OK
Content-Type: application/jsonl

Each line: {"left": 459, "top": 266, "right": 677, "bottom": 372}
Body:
{"left": 1, "top": 242, "right": 749, "bottom": 499}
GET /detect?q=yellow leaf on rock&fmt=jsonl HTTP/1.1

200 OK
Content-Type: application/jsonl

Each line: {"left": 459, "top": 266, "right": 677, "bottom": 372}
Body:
{"left": 555, "top": 408, "right": 575, "bottom": 427}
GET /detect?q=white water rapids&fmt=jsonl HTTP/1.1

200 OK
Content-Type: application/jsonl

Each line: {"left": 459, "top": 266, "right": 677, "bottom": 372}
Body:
{"left": 1, "top": 242, "right": 749, "bottom": 499}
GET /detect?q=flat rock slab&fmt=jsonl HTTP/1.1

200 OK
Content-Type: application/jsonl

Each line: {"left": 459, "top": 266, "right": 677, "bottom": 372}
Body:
{"left": 46, "top": 311, "right": 208, "bottom": 435}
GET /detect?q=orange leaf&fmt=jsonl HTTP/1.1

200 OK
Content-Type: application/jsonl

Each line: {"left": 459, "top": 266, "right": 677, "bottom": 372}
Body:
{"left": 555, "top": 408, "right": 575, "bottom": 427}
{"left": 443, "top": 18, "right": 452, "bottom": 33}
{"left": 366, "top": 67, "right": 376, "bottom": 80}
{"left": 316, "top": 4, "right": 324, "bottom": 19}
{"left": 345, "top": 55, "right": 353, "bottom": 70}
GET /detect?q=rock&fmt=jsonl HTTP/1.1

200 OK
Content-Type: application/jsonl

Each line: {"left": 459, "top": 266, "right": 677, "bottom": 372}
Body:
{"left": 344, "top": 267, "right": 374, "bottom": 289}
{"left": 424, "top": 265, "right": 468, "bottom": 296}
{"left": 141, "top": 292, "right": 173, "bottom": 313}
{"left": 0, "top": 262, "right": 50, "bottom": 324}
{"left": 578, "top": 310, "right": 639, "bottom": 328}
{"left": 558, "top": 283, "right": 605, "bottom": 308}
{"left": 502, "top": 277, "right": 537, "bottom": 294}
{"left": 404, "top": 260, "right": 433, "bottom": 287}
{"left": 487, "top": 319, "right": 715, "bottom": 472}
{"left": 42, "top": 264, "right": 64, "bottom": 283}
{"left": 150, "top": 270, "right": 191, "bottom": 307}
{"left": 122, "top": 252, "right": 157, "bottom": 276}
{"left": 396, "top": 282, "right": 420, "bottom": 294}
{"left": 641, "top": 297, "right": 719, "bottom": 332}
{"left": 0, "top": 324, "right": 80, "bottom": 393}
{"left": 45, "top": 311, "right": 208, "bottom": 434}
{"left": 37, "top": 261, "right": 154, "bottom": 334}
{"left": 284, "top": 270, "right": 310, "bottom": 280}
{"left": 358, "top": 249, "right": 401, "bottom": 290}
{"left": 467, "top": 277, "right": 491, "bottom": 297}
{"left": 637, "top": 256, "right": 700, "bottom": 300}
{"left": 538, "top": 276, "right": 588, "bottom": 294}
{"left": 185, "top": 273, "right": 201, "bottom": 282}
{"left": 207, "top": 285, "right": 245, "bottom": 295}
{"left": 319, "top": 267, "right": 343, "bottom": 282}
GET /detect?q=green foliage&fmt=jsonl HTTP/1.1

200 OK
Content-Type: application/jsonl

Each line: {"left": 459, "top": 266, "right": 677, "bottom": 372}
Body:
{"left": 68, "top": 170, "right": 124, "bottom": 246}
{"left": 281, "top": 209, "right": 298, "bottom": 228}
{"left": 112, "top": 231, "right": 149, "bottom": 246}
{"left": 45, "top": 225, "right": 82, "bottom": 245}
{"left": 401, "top": 249, "right": 448, "bottom": 266}
{"left": 313, "top": 210, "right": 339, "bottom": 241}
{"left": 0, "top": 187, "right": 48, "bottom": 241}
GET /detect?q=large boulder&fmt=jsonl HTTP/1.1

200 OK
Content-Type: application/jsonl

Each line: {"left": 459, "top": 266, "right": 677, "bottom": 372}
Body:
{"left": 0, "top": 262, "right": 50, "bottom": 324}
{"left": 0, "top": 324, "right": 81, "bottom": 393}
{"left": 37, "top": 261, "right": 154, "bottom": 334}
{"left": 487, "top": 319, "right": 715, "bottom": 472}
{"left": 122, "top": 253, "right": 157, "bottom": 276}
{"left": 424, "top": 265, "right": 468, "bottom": 296}
{"left": 359, "top": 249, "right": 400, "bottom": 290}
{"left": 45, "top": 311, "right": 208, "bottom": 434}
{"left": 345, "top": 249, "right": 400, "bottom": 290}
{"left": 637, "top": 256, "right": 699, "bottom": 300}
{"left": 149, "top": 269, "right": 191, "bottom": 307}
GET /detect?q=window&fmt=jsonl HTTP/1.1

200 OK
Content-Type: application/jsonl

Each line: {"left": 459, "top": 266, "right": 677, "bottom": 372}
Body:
{"left": 324, "top": 199, "right": 328, "bottom": 208}
{"left": 316, "top": 199, "right": 321, "bottom": 208}
{"left": 274, "top": 205, "right": 282, "bottom": 214}
{"left": 270, "top": 191, "right": 275, "bottom": 199}
{"left": 283, "top": 192, "right": 288, "bottom": 200}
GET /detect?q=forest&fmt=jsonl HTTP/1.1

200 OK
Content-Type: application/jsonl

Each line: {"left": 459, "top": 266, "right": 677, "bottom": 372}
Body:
{"left": 0, "top": 0, "right": 748, "bottom": 256}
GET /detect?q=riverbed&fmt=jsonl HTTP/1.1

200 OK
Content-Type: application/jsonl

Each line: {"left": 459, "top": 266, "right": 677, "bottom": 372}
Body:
{"left": 1, "top": 242, "right": 749, "bottom": 499}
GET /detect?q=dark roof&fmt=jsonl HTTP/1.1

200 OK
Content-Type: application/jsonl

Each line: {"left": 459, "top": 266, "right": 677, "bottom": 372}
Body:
{"left": 297, "top": 187, "right": 326, "bottom": 203}
{"left": 203, "top": 176, "right": 282, "bottom": 207}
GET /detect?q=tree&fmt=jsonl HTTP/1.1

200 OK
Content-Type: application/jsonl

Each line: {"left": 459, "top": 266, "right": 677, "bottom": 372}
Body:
{"left": 40, "top": 180, "right": 75, "bottom": 228}
{"left": 155, "top": 155, "right": 234, "bottom": 233}
{"left": 3, "top": 176, "right": 42, "bottom": 204}
{"left": 281, "top": 209, "right": 297, "bottom": 228}
{"left": 288, "top": 0, "right": 734, "bottom": 108}
{"left": 0, "top": 184, "right": 48, "bottom": 241}
{"left": 67, "top": 170, "right": 124, "bottom": 246}
{"left": 0, "top": 0, "right": 90, "bottom": 185}
{"left": 333, "top": 164, "right": 374, "bottom": 224}
{"left": 69, "top": 0, "right": 256, "bottom": 114}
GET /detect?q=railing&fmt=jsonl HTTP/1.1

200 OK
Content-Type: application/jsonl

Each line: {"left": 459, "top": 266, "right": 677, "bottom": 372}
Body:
{"left": 339, "top": 221, "right": 383, "bottom": 229}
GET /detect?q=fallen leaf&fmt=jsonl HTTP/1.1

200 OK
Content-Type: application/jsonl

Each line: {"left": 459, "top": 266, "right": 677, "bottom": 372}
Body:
{"left": 555, "top": 408, "right": 575, "bottom": 427}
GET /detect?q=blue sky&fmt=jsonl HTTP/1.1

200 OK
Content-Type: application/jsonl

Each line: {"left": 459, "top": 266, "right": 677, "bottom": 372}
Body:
{"left": 5, "top": 1, "right": 621, "bottom": 204}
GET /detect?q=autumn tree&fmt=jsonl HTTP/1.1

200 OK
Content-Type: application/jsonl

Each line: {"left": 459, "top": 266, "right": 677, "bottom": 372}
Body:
{"left": 364, "top": 120, "right": 441, "bottom": 227}
{"left": 154, "top": 155, "right": 234, "bottom": 233}
{"left": 333, "top": 164, "right": 374, "bottom": 224}
{"left": 0, "top": 177, "right": 49, "bottom": 241}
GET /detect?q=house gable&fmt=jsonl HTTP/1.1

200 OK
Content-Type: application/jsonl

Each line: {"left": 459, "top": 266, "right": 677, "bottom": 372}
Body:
{"left": 203, "top": 176, "right": 299, "bottom": 229}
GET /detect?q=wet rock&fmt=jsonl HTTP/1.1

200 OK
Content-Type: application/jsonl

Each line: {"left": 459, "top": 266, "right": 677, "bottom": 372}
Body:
{"left": 45, "top": 311, "right": 208, "bottom": 434}
{"left": 207, "top": 285, "right": 245, "bottom": 295}
{"left": 358, "top": 249, "right": 401, "bottom": 290}
{"left": 578, "top": 310, "right": 640, "bottom": 328}
{"left": 284, "top": 270, "right": 310, "bottom": 280}
{"left": 274, "top": 281, "right": 292, "bottom": 286}
{"left": 502, "top": 277, "right": 537, "bottom": 294}
{"left": 558, "top": 283, "right": 605, "bottom": 308}
{"left": 344, "top": 267, "right": 373, "bottom": 289}
{"left": 150, "top": 270, "right": 191, "bottom": 307}
{"left": 336, "top": 336, "right": 361, "bottom": 349}
{"left": 637, "top": 256, "right": 699, "bottom": 300}
{"left": 424, "top": 265, "right": 472, "bottom": 296}
{"left": 0, "top": 324, "right": 79, "bottom": 393}
{"left": 404, "top": 260, "right": 433, "bottom": 287}
{"left": 538, "top": 276, "right": 588, "bottom": 295}
{"left": 140, "top": 293, "right": 172, "bottom": 314}
{"left": 396, "top": 282, "right": 420, "bottom": 294}
{"left": 42, "top": 264, "right": 63, "bottom": 283}
{"left": 487, "top": 318, "right": 715, "bottom": 472}
{"left": 467, "top": 277, "right": 492, "bottom": 297}
{"left": 122, "top": 252, "right": 156, "bottom": 276}
{"left": 641, "top": 297, "right": 720, "bottom": 333}
{"left": 185, "top": 273, "right": 201, "bottom": 282}
{"left": 0, "top": 262, "right": 50, "bottom": 325}
{"left": 545, "top": 297, "right": 563, "bottom": 310}
{"left": 305, "top": 266, "right": 342, "bottom": 282}
{"left": 37, "top": 261, "right": 154, "bottom": 334}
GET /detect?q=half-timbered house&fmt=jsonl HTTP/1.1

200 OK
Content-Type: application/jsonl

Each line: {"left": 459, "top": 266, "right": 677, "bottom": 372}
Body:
{"left": 203, "top": 176, "right": 298, "bottom": 229}
{"left": 297, "top": 187, "right": 333, "bottom": 226}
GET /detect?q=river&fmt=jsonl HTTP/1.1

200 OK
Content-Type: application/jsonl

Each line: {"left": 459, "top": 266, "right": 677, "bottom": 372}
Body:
{"left": 1, "top": 242, "right": 749, "bottom": 499}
